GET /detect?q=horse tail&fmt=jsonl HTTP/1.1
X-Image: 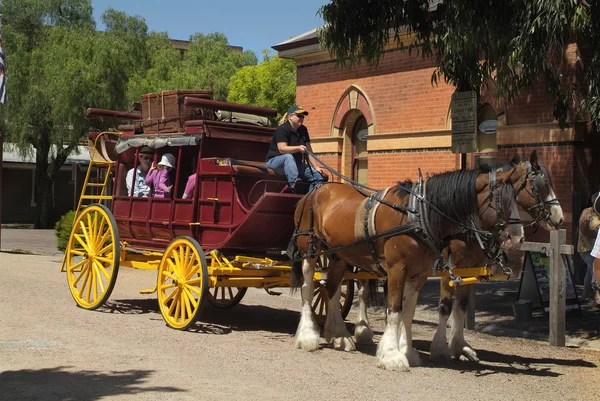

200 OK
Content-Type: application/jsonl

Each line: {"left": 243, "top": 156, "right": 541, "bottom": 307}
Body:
{"left": 290, "top": 259, "right": 303, "bottom": 290}
{"left": 286, "top": 235, "right": 303, "bottom": 290}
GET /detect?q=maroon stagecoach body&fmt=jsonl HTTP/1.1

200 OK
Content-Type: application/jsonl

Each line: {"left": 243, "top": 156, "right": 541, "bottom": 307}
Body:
{"left": 89, "top": 97, "right": 303, "bottom": 255}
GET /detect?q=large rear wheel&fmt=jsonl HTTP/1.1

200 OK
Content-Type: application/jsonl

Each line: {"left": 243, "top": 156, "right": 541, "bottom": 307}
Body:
{"left": 157, "top": 237, "right": 209, "bottom": 330}
{"left": 312, "top": 256, "right": 355, "bottom": 325}
{"left": 207, "top": 287, "right": 247, "bottom": 308}
{"left": 66, "top": 204, "right": 120, "bottom": 310}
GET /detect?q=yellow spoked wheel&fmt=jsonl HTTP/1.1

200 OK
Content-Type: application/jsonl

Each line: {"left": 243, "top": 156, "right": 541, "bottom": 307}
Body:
{"left": 312, "top": 256, "right": 355, "bottom": 325}
{"left": 207, "top": 287, "right": 247, "bottom": 309}
{"left": 157, "top": 237, "right": 208, "bottom": 330}
{"left": 66, "top": 204, "right": 120, "bottom": 310}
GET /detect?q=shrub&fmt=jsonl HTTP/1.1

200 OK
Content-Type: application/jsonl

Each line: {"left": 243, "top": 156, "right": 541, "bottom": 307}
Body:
{"left": 55, "top": 210, "right": 76, "bottom": 251}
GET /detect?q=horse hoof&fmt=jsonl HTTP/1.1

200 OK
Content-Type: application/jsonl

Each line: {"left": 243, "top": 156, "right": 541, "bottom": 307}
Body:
{"left": 354, "top": 324, "right": 374, "bottom": 344}
{"left": 430, "top": 343, "right": 453, "bottom": 365}
{"left": 295, "top": 329, "right": 321, "bottom": 351}
{"left": 430, "top": 352, "right": 453, "bottom": 365}
{"left": 331, "top": 336, "right": 356, "bottom": 352}
{"left": 376, "top": 351, "right": 410, "bottom": 372}
{"left": 460, "top": 347, "right": 480, "bottom": 363}
{"left": 405, "top": 347, "right": 422, "bottom": 367}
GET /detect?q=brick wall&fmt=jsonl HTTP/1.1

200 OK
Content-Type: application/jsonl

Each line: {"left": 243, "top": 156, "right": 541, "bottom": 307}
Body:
{"left": 293, "top": 43, "right": 590, "bottom": 248}
{"left": 368, "top": 150, "right": 460, "bottom": 188}
{"left": 297, "top": 49, "right": 455, "bottom": 139}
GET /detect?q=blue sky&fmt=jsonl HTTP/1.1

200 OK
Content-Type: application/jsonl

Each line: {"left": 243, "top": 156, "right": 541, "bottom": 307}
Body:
{"left": 91, "top": 0, "right": 327, "bottom": 59}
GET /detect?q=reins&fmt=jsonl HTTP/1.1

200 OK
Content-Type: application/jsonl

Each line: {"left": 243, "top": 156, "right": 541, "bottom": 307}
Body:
{"left": 304, "top": 149, "right": 517, "bottom": 237}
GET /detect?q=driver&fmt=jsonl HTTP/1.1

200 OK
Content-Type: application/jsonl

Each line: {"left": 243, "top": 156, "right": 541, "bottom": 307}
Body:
{"left": 265, "top": 105, "right": 325, "bottom": 192}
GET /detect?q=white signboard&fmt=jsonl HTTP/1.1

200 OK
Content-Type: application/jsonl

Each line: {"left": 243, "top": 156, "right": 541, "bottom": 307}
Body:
{"left": 451, "top": 91, "right": 477, "bottom": 154}
{"left": 479, "top": 119, "right": 498, "bottom": 135}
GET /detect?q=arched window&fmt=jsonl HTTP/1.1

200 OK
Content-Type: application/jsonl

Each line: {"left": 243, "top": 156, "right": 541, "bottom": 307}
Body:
{"left": 352, "top": 117, "right": 368, "bottom": 185}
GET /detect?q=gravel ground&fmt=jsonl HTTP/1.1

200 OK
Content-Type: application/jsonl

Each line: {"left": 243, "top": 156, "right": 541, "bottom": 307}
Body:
{"left": 1, "top": 251, "right": 599, "bottom": 401}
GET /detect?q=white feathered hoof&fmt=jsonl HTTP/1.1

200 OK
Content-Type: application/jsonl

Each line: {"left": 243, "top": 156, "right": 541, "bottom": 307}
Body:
{"left": 376, "top": 350, "right": 411, "bottom": 372}
{"left": 353, "top": 321, "right": 374, "bottom": 345}
{"left": 450, "top": 339, "right": 479, "bottom": 362}
{"left": 295, "top": 328, "right": 320, "bottom": 351}
{"left": 330, "top": 335, "right": 356, "bottom": 352}
{"left": 295, "top": 317, "right": 321, "bottom": 351}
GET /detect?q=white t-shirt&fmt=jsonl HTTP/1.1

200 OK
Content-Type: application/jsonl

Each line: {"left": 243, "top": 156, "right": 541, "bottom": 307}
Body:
{"left": 126, "top": 166, "right": 151, "bottom": 197}
{"left": 591, "top": 229, "right": 600, "bottom": 259}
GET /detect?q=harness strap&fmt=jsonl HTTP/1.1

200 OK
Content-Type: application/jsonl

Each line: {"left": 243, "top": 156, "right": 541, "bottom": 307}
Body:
{"left": 363, "top": 190, "right": 388, "bottom": 276}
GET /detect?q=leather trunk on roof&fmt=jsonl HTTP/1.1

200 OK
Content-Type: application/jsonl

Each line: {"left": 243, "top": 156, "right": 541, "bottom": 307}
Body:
{"left": 141, "top": 90, "right": 214, "bottom": 134}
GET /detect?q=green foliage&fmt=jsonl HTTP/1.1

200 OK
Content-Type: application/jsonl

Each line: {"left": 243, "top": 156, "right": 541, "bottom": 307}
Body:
{"left": 127, "top": 32, "right": 258, "bottom": 101}
{"left": 228, "top": 52, "right": 296, "bottom": 120}
{"left": 0, "top": 0, "right": 147, "bottom": 227}
{"left": 174, "top": 32, "right": 258, "bottom": 100}
{"left": 54, "top": 210, "right": 76, "bottom": 251}
{"left": 318, "top": 0, "right": 600, "bottom": 128}
{"left": 126, "top": 31, "right": 181, "bottom": 102}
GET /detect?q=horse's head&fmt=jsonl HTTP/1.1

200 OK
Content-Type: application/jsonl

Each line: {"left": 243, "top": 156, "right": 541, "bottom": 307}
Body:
{"left": 476, "top": 167, "right": 525, "bottom": 251}
{"left": 512, "top": 150, "right": 563, "bottom": 230}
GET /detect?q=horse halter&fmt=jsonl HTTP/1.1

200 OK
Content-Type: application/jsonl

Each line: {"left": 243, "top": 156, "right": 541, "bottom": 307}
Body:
{"left": 514, "top": 161, "right": 560, "bottom": 227}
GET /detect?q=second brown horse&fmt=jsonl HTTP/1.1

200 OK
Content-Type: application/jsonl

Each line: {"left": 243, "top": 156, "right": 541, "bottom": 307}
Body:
{"left": 292, "top": 166, "right": 524, "bottom": 371}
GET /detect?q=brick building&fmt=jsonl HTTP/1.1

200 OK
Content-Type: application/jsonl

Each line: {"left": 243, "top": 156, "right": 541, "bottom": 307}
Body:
{"left": 273, "top": 29, "right": 600, "bottom": 256}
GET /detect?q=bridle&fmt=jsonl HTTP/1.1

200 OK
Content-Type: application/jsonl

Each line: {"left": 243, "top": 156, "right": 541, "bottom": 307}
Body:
{"left": 471, "top": 170, "right": 522, "bottom": 264}
{"left": 514, "top": 161, "right": 560, "bottom": 228}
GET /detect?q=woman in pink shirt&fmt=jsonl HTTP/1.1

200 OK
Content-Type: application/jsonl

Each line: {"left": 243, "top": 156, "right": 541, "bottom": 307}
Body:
{"left": 182, "top": 174, "right": 197, "bottom": 199}
{"left": 145, "top": 153, "right": 176, "bottom": 198}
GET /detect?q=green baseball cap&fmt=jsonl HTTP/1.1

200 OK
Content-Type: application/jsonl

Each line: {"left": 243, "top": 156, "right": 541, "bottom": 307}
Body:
{"left": 287, "top": 105, "right": 308, "bottom": 116}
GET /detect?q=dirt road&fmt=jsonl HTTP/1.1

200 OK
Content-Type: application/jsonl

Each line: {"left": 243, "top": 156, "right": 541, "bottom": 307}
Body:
{"left": 1, "top": 252, "right": 599, "bottom": 401}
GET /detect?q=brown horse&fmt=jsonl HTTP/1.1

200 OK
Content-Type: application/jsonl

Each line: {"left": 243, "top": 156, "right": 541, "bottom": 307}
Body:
{"left": 429, "top": 150, "right": 563, "bottom": 363}
{"left": 292, "top": 166, "right": 524, "bottom": 371}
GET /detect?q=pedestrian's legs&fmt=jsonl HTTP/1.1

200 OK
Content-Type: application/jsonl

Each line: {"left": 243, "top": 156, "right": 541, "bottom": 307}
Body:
{"left": 266, "top": 154, "right": 299, "bottom": 186}
{"left": 300, "top": 163, "right": 324, "bottom": 191}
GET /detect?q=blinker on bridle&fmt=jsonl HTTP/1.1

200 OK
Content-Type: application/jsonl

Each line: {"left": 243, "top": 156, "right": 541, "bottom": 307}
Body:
{"left": 514, "top": 161, "right": 560, "bottom": 229}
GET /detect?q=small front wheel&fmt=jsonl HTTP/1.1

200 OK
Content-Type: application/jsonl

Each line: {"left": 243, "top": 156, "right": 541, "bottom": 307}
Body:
{"left": 157, "top": 237, "right": 208, "bottom": 330}
{"left": 66, "top": 204, "right": 120, "bottom": 310}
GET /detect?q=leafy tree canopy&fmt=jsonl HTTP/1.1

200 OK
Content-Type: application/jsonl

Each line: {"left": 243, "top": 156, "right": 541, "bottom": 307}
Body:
{"left": 0, "top": 0, "right": 146, "bottom": 227}
{"left": 127, "top": 32, "right": 258, "bottom": 102}
{"left": 228, "top": 51, "right": 296, "bottom": 120}
{"left": 319, "top": 0, "right": 599, "bottom": 128}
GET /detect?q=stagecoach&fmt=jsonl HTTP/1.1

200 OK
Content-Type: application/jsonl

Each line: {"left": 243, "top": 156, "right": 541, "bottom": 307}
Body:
{"left": 62, "top": 92, "right": 369, "bottom": 329}
{"left": 62, "top": 91, "right": 522, "bottom": 332}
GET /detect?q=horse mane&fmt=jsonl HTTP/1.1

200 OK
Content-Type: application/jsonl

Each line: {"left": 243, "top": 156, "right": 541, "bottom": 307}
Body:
{"left": 425, "top": 170, "right": 479, "bottom": 237}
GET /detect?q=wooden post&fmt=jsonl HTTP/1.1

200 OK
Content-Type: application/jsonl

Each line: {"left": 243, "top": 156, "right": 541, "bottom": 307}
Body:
{"left": 549, "top": 229, "right": 566, "bottom": 346}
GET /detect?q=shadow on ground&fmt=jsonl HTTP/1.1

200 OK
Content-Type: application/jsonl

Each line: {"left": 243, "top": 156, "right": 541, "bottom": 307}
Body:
{"left": 0, "top": 367, "right": 184, "bottom": 401}
{"left": 98, "top": 299, "right": 299, "bottom": 336}
{"left": 362, "top": 279, "right": 600, "bottom": 343}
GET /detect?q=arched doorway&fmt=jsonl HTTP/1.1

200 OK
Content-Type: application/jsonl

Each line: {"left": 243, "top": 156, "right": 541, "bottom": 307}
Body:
{"left": 352, "top": 117, "right": 369, "bottom": 185}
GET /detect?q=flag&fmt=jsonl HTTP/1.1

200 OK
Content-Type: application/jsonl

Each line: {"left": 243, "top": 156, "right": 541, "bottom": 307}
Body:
{"left": 0, "top": 37, "right": 6, "bottom": 104}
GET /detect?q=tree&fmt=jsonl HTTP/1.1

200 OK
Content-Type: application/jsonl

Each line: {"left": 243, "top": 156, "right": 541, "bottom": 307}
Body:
{"left": 126, "top": 31, "right": 182, "bottom": 102}
{"left": 319, "top": 0, "right": 599, "bottom": 128}
{"left": 228, "top": 51, "right": 296, "bottom": 119}
{"left": 174, "top": 32, "right": 258, "bottom": 101}
{"left": 127, "top": 32, "right": 258, "bottom": 102}
{"left": 0, "top": 0, "right": 144, "bottom": 227}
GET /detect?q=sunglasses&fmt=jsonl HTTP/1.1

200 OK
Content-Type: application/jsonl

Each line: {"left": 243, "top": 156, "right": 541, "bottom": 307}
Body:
{"left": 294, "top": 114, "right": 305, "bottom": 119}
{"left": 140, "top": 155, "right": 153, "bottom": 161}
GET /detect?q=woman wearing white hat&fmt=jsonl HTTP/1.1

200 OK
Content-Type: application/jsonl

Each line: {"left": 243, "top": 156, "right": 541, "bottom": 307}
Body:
{"left": 145, "top": 153, "right": 176, "bottom": 198}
